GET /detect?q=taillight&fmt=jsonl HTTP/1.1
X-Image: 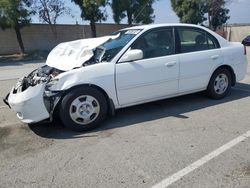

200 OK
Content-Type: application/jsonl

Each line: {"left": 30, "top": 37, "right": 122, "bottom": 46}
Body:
{"left": 244, "top": 45, "right": 247, "bottom": 55}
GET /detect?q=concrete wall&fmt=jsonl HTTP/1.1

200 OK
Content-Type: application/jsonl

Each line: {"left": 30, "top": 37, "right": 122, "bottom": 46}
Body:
{"left": 1, "top": 23, "right": 249, "bottom": 55}
{"left": 225, "top": 25, "right": 250, "bottom": 42}
{"left": 0, "top": 23, "right": 130, "bottom": 55}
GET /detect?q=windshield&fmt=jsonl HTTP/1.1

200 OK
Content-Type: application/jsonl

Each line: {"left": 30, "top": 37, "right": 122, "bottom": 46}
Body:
{"left": 94, "top": 29, "right": 141, "bottom": 62}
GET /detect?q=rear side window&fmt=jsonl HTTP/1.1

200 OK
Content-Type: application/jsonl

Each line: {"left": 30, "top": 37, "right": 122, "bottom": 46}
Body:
{"left": 177, "top": 28, "right": 219, "bottom": 53}
{"left": 131, "top": 28, "right": 175, "bottom": 59}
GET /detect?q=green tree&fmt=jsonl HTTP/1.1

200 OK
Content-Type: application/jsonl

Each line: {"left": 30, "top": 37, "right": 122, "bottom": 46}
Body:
{"left": 72, "top": 0, "right": 108, "bottom": 37}
{"left": 0, "top": 0, "right": 34, "bottom": 54}
{"left": 203, "top": 0, "right": 230, "bottom": 30}
{"left": 171, "top": 0, "right": 230, "bottom": 30}
{"left": 170, "top": 0, "right": 206, "bottom": 24}
{"left": 35, "top": 0, "right": 70, "bottom": 25}
{"left": 34, "top": 0, "right": 71, "bottom": 39}
{"left": 111, "top": 0, "right": 156, "bottom": 25}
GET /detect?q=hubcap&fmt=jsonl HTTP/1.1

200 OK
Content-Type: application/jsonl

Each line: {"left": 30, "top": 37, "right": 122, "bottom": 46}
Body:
{"left": 214, "top": 73, "right": 229, "bottom": 95}
{"left": 69, "top": 95, "right": 100, "bottom": 125}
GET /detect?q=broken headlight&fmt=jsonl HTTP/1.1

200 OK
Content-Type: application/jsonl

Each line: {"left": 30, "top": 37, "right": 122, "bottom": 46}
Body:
{"left": 45, "top": 78, "right": 59, "bottom": 90}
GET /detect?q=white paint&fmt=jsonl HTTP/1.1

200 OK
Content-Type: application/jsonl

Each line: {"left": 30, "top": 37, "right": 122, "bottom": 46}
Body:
{"left": 46, "top": 35, "right": 119, "bottom": 71}
{"left": 6, "top": 24, "right": 248, "bottom": 124}
{"left": 8, "top": 83, "right": 49, "bottom": 123}
{"left": 152, "top": 130, "right": 250, "bottom": 188}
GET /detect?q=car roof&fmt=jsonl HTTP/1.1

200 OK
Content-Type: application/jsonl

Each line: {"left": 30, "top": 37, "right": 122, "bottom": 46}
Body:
{"left": 125, "top": 23, "right": 206, "bottom": 30}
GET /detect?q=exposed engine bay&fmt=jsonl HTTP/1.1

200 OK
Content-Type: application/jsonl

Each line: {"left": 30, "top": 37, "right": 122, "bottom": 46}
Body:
{"left": 13, "top": 66, "right": 63, "bottom": 94}
{"left": 11, "top": 39, "right": 108, "bottom": 94}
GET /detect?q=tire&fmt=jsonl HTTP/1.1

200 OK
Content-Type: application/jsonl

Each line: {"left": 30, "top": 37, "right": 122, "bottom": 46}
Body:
{"left": 206, "top": 68, "right": 232, "bottom": 100}
{"left": 59, "top": 87, "right": 108, "bottom": 131}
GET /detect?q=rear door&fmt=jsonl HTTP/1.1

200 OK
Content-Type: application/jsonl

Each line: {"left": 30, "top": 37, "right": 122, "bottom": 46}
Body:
{"left": 115, "top": 27, "right": 180, "bottom": 106}
{"left": 176, "top": 27, "right": 223, "bottom": 93}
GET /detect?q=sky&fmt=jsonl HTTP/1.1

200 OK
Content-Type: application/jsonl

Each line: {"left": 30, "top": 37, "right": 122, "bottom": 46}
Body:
{"left": 32, "top": 0, "right": 250, "bottom": 25}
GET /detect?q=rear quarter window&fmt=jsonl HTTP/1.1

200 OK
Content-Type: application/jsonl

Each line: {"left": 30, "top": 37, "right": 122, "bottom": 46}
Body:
{"left": 177, "top": 27, "right": 220, "bottom": 54}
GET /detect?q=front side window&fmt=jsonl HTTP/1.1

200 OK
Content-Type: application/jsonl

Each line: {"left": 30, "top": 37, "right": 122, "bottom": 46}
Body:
{"left": 177, "top": 28, "right": 219, "bottom": 53}
{"left": 131, "top": 29, "right": 175, "bottom": 59}
{"left": 95, "top": 29, "right": 141, "bottom": 62}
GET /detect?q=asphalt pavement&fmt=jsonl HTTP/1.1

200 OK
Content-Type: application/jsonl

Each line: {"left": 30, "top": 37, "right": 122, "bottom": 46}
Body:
{"left": 0, "top": 49, "right": 250, "bottom": 188}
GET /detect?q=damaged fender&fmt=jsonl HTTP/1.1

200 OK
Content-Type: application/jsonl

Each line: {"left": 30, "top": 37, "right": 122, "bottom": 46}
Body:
{"left": 46, "top": 62, "right": 119, "bottom": 108}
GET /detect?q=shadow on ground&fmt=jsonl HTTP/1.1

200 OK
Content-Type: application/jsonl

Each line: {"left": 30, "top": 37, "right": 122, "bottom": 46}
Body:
{"left": 28, "top": 82, "right": 250, "bottom": 139}
{"left": 0, "top": 51, "right": 48, "bottom": 65}
{"left": 0, "top": 59, "right": 45, "bottom": 67}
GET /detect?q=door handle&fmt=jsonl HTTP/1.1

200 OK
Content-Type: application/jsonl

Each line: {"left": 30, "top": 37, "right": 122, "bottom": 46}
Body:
{"left": 211, "top": 55, "right": 219, "bottom": 60}
{"left": 165, "top": 61, "right": 177, "bottom": 68}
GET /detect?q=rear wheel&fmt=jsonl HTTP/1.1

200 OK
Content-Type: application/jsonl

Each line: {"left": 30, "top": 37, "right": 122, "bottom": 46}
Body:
{"left": 206, "top": 68, "right": 232, "bottom": 99}
{"left": 59, "top": 87, "right": 108, "bottom": 131}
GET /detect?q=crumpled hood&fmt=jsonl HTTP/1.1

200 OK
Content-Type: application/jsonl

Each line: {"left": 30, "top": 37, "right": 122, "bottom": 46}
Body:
{"left": 46, "top": 36, "right": 112, "bottom": 71}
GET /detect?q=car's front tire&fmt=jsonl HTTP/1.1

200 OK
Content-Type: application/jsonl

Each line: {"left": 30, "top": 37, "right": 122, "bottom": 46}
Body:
{"left": 59, "top": 87, "right": 108, "bottom": 131}
{"left": 206, "top": 68, "right": 232, "bottom": 99}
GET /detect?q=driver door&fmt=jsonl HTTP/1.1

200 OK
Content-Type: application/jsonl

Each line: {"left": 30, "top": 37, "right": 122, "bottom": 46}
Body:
{"left": 115, "top": 28, "right": 180, "bottom": 106}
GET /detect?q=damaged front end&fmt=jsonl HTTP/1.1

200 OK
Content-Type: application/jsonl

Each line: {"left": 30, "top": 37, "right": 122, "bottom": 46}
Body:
{"left": 4, "top": 66, "right": 64, "bottom": 124}
{"left": 3, "top": 35, "right": 120, "bottom": 124}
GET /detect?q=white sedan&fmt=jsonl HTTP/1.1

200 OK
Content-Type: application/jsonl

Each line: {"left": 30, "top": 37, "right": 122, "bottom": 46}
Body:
{"left": 4, "top": 24, "right": 248, "bottom": 131}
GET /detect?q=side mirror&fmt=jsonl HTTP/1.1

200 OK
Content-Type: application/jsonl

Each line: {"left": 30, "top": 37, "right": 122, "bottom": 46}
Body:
{"left": 119, "top": 49, "right": 143, "bottom": 63}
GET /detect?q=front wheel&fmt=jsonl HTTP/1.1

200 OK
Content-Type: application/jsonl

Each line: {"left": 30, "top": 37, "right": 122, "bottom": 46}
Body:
{"left": 59, "top": 87, "right": 108, "bottom": 131}
{"left": 206, "top": 68, "right": 232, "bottom": 99}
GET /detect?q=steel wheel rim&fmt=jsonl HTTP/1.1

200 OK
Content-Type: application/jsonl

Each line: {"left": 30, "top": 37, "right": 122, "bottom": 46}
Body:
{"left": 69, "top": 95, "right": 100, "bottom": 125}
{"left": 214, "top": 73, "right": 229, "bottom": 95}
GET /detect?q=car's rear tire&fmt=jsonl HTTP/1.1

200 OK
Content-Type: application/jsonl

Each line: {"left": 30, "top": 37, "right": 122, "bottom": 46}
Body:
{"left": 206, "top": 68, "right": 232, "bottom": 99}
{"left": 59, "top": 87, "right": 108, "bottom": 131}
